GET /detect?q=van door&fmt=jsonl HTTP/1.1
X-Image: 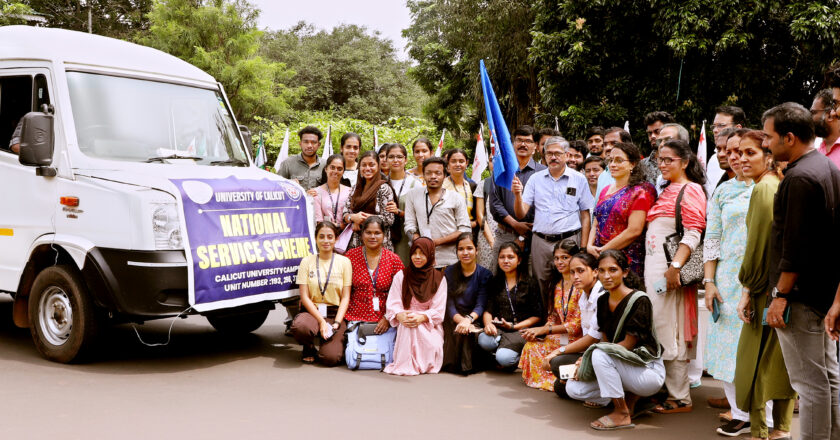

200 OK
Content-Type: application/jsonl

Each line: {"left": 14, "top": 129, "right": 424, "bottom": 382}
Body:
{"left": 0, "top": 69, "right": 59, "bottom": 292}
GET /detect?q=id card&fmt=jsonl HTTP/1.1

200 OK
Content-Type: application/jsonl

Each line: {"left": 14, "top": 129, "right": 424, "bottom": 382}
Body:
{"left": 318, "top": 303, "right": 328, "bottom": 317}
{"left": 558, "top": 334, "right": 569, "bottom": 346}
{"left": 372, "top": 296, "right": 380, "bottom": 312}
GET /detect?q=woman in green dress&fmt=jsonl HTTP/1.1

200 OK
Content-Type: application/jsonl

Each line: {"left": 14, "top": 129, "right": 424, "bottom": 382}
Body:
{"left": 735, "top": 130, "right": 795, "bottom": 440}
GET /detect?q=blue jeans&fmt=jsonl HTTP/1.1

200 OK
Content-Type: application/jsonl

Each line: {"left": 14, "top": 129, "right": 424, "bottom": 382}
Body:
{"left": 477, "top": 332, "right": 520, "bottom": 368}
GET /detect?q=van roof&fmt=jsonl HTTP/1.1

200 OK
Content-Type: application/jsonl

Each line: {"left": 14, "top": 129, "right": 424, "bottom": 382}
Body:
{"left": 0, "top": 25, "right": 216, "bottom": 85}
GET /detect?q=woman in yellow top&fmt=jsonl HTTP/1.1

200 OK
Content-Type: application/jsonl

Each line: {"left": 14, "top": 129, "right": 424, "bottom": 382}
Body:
{"left": 290, "top": 221, "right": 353, "bottom": 365}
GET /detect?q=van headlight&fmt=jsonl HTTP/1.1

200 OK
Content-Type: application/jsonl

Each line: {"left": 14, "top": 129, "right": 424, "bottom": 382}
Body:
{"left": 152, "top": 203, "right": 183, "bottom": 250}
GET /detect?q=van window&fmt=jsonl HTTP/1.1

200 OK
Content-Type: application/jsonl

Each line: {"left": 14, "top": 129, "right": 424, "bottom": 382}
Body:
{"left": 0, "top": 76, "right": 33, "bottom": 152}
{"left": 66, "top": 72, "right": 249, "bottom": 165}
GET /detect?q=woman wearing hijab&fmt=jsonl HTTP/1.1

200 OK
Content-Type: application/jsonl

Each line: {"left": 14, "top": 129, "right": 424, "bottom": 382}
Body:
{"left": 384, "top": 237, "right": 448, "bottom": 376}
{"left": 342, "top": 151, "right": 396, "bottom": 251}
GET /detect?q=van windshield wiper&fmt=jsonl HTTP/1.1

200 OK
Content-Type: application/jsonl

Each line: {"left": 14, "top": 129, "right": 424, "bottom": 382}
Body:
{"left": 145, "top": 154, "right": 204, "bottom": 163}
{"left": 210, "top": 158, "right": 249, "bottom": 167}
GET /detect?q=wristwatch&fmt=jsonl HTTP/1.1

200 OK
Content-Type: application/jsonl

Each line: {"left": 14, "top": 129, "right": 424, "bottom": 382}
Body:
{"left": 703, "top": 278, "right": 715, "bottom": 285}
{"left": 771, "top": 287, "right": 788, "bottom": 299}
{"left": 517, "top": 235, "right": 525, "bottom": 241}
{"left": 670, "top": 261, "right": 682, "bottom": 269}
{"left": 559, "top": 346, "right": 566, "bottom": 354}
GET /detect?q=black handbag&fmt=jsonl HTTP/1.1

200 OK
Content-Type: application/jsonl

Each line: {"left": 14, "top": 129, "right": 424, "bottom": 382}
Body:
{"left": 662, "top": 185, "right": 704, "bottom": 286}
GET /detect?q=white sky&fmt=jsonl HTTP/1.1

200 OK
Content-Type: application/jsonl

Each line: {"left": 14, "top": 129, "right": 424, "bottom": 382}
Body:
{"left": 250, "top": 0, "right": 412, "bottom": 59}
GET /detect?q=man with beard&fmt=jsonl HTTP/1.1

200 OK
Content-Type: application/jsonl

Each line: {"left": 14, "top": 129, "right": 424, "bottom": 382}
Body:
{"left": 489, "top": 125, "right": 546, "bottom": 267}
{"left": 586, "top": 126, "right": 605, "bottom": 157}
{"left": 639, "top": 111, "right": 675, "bottom": 184}
{"left": 811, "top": 88, "right": 840, "bottom": 169}
{"left": 535, "top": 127, "right": 560, "bottom": 165}
{"left": 512, "top": 136, "right": 593, "bottom": 294}
{"left": 277, "top": 125, "right": 324, "bottom": 191}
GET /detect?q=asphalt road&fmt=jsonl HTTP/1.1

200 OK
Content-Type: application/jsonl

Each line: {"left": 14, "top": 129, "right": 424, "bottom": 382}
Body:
{"left": 0, "top": 297, "right": 797, "bottom": 439}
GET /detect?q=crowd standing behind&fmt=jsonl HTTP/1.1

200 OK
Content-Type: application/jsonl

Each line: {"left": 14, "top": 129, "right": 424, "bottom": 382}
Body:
{"left": 271, "top": 68, "right": 840, "bottom": 436}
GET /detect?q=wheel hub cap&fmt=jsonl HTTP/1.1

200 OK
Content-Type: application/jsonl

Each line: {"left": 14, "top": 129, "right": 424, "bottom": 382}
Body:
{"left": 39, "top": 286, "right": 73, "bottom": 346}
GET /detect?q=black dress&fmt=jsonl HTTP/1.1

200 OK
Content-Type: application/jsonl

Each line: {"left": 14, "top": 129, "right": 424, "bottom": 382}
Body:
{"left": 484, "top": 275, "right": 543, "bottom": 353}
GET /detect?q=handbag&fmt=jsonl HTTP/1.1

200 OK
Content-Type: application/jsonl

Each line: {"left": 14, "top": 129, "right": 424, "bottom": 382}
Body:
{"left": 335, "top": 224, "right": 354, "bottom": 254}
{"left": 344, "top": 322, "right": 397, "bottom": 371}
{"left": 662, "top": 185, "right": 704, "bottom": 286}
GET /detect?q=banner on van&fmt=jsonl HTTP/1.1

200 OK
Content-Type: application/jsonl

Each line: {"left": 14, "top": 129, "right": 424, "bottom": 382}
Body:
{"left": 171, "top": 176, "right": 315, "bottom": 312}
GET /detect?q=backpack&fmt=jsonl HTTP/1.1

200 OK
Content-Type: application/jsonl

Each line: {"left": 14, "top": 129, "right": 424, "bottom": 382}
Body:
{"left": 344, "top": 322, "right": 397, "bottom": 371}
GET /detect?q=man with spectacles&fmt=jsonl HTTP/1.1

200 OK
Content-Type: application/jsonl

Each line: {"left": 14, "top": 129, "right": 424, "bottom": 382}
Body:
{"left": 512, "top": 137, "right": 594, "bottom": 295}
{"left": 811, "top": 89, "right": 840, "bottom": 169}
{"left": 489, "top": 125, "right": 546, "bottom": 265}
{"left": 641, "top": 111, "right": 676, "bottom": 184}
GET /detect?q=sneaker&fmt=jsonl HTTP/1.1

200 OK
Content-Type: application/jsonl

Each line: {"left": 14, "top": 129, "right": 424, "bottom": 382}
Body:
{"left": 716, "top": 419, "right": 750, "bottom": 437}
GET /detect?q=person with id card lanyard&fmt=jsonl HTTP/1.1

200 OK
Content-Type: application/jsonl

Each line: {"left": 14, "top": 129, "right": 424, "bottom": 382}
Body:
{"left": 384, "top": 143, "right": 422, "bottom": 266}
{"left": 403, "top": 157, "right": 472, "bottom": 269}
{"left": 344, "top": 216, "right": 405, "bottom": 334}
{"left": 312, "top": 155, "right": 351, "bottom": 227}
{"left": 518, "top": 239, "right": 585, "bottom": 391}
{"left": 290, "top": 222, "right": 353, "bottom": 366}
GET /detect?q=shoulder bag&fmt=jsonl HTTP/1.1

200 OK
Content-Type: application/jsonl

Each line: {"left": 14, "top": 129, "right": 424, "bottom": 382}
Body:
{"left": 662, "top": 185, "right": 704, "bottom": 286}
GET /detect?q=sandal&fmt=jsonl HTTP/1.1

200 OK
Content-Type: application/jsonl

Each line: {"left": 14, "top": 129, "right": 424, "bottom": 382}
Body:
{"left": 583, "top": 401, "right": 608, "bottom": 409}
{"left": 590, "top": 415, "right": 635, "bottom": 431}
{"left": 631, "top": 399, "right": 658, "bottom": 419}
{"left": 653, "top": 400, "right": 692, "bottom": 414}
{"left": 301, "top": 345, "right": 317, "bottom": 364}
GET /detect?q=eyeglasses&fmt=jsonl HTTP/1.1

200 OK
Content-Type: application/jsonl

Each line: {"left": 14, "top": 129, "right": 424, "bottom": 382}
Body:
{"left": 657, "top": 156, "right": 681, "bottom": 166}
{"left": 514, "top": 138, "right": 535, "bottom": 145}
{"left": 655, "top": 136, "right": 675, "bottom": 146}
{"left": 610, "top": 157, "right": 629, "bottom": 165}
{"left": 711, "top": 123, "right": 732, "bottom": 130}
{"left": 544, "top": 151, "right": 565, "bottom": 157}
{"left": 387, "top": 155, "right": 406, "bottom": 160}
{"left": 811, "top": 108, "right": 832, "bottom": 116}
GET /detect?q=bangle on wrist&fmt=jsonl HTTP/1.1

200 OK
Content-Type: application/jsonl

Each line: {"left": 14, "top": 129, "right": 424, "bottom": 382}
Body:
{"left": 703, "top": 278, "right": 715, "bottom": 285}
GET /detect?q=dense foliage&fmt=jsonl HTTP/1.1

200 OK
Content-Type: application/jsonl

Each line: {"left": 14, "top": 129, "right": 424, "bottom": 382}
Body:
{"left": 22, "top": 0, "right": 151, "bottom": 39}
{"left": 261, "top": 23, "right": 427, "bottom": 124}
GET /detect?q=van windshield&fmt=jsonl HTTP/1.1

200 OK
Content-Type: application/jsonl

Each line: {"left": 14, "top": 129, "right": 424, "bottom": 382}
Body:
{"left": 66, "top": 72, "right": 249, "bottom": 165}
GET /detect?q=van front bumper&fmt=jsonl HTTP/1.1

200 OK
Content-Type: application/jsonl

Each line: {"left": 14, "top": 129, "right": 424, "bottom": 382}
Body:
{"left": 81, "top": 247, "right": 190, "bottom": 318}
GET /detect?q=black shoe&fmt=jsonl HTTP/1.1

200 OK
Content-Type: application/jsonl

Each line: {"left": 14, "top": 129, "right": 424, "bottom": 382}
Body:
{"left": 716, "top": 419, "right": 750, "bottom": 437}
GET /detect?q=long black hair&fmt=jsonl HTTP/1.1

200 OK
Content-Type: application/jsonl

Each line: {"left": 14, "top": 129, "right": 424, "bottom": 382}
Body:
{"left": 611, "top": 142, "right": 646, "bottom": 188}
{"left": 545, "top": 238, "right": 580, "bottom": 316}
{"left": 658, "top": 139, "right": 707, "bottom": 194}
{"left": 445, "top": 232, "right": 477, "bottom": 302}
{"left": 597, "top": 250, "right": 644, "bottom": 291}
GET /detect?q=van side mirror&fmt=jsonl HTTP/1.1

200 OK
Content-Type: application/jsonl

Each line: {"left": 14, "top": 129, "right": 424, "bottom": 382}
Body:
{"left": 19, "top": 112, "right": 54, "bottom": 167}
{"left": 238, "top": 125, "right": 253, "bottom": 154}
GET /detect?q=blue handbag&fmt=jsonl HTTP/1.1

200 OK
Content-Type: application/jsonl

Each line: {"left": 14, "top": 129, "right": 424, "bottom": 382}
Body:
{"left": 344, "top": 322, "right": 397, "bottom": 371}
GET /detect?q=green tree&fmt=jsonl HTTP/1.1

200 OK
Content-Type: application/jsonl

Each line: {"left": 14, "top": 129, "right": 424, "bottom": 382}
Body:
{"left": 1, "top": 0, "right": 35, "bottom": 25}
{"left": 261, "top": 23, "right": 427, "bottom": 124}
{"left": 530, "top": 0, "right": 840, "bottom": 148}
{"left": 25, "top": 0, "right": 152, "bottom": 39}
{"left": 403, "top": 0, "right": 537, "bottom": 134}
{"left": 139, "top": 0, "right": 301, "bottom": 123}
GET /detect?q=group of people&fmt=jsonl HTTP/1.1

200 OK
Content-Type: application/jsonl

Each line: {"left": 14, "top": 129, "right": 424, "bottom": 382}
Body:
{"left": 273, "top": 75, "right": 840, "bottom": 438}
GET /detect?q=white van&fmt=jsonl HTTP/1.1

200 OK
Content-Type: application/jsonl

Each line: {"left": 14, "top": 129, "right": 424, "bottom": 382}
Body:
{"left": 0, "top": 26, "right": 313, "bottom": 363}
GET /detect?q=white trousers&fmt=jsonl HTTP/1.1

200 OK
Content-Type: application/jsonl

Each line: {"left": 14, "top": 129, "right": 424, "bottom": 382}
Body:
{"left": 567, "top": 348, "right": 666, "bottom": 406}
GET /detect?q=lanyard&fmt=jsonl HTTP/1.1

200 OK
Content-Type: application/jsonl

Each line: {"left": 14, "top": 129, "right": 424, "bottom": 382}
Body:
{"left": 394, "top": 179, "right": 406, "bottom": 199}
{"left": 328, "top": 186, "right": 342, "bottom": 222}
{"left": 558, "top": 279, "right": 571, "bottom": 322}
{"left": 424, "top": 189, "right": 445, "bottom": 225}
{"left": 504, "top": 279, "right": 518, "bottom": 323}
{"left": 449, "top": 177, "right": 474, "bottom": 219}
{"left": 364, "top": 249, "right": 382, "bottom": 293}
{"left": 316, "top": 253, "right": 336, "bottom": 299}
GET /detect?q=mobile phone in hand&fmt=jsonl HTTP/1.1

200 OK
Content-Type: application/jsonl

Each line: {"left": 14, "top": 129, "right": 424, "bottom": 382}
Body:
{"left": 712, "top": 298, "right": 721, "bottom": 323}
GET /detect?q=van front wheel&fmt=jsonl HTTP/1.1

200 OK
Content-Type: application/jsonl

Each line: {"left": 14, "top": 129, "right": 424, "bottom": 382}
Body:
{"left": 206, "top": 309, "right": 269, "bottom": 334}
{"left": 28, "top": 265, "right": 100, "bottom": 363}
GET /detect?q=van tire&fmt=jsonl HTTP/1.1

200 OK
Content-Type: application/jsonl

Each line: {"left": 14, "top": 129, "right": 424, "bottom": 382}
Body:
{"left": 28, "top": 265, "right": 100, "bottom": 363}
{"left": 207, "top": 309, "right": 268, "bottom": 334}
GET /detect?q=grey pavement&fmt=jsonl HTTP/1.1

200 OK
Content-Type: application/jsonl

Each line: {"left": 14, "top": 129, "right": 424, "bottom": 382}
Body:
{"left": 0, "top": 297, "right": 796, "bottom": 439}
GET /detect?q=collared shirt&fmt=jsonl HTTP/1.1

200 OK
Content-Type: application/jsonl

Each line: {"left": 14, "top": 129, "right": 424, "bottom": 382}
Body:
{"left": 489, "top": 158, "right": 546, "bottom": 225}
{"left": 639, "top": 153, "right": 660, "bottom": 185}
{"left": 818, "top": 137, "right": 840, "bottom": 170}
{"left": 579, "top": 281, "right": 606, "bottom": 340}
{"left": 771, "top": 150, "right": 840, "bottom": 314}
{"left": 403, "top": 187, "right": 472, "bottom": 267}
{"left": 277, "top": 153, "right": 323, "bottom": 191}
{"left": 522, "top": 166, "right": 594, "bottom": 234}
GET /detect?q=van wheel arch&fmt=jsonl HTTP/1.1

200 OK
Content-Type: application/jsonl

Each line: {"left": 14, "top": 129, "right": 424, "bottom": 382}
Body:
{"left": 13, "top": 245, "right": 80, "bottom": 328}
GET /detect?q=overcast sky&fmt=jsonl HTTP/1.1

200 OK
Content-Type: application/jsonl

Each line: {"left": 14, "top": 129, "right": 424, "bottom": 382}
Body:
{"left": 250, "top": 0, "right": 412, "bottom": 59}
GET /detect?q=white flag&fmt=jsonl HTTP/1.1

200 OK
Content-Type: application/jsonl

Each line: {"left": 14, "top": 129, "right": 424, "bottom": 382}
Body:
{"left": 623, "top": 120, "right": 630, "bottom": 134}
{"left": 435, "top": 129, "right": 446, "bottom": 157}
{"left": 554, "top": 116, "right": 559, "bottom": 132}
{"left": 255, "top": 133, "right": 267, "bottom": 168}
{"left": 321, "top": 125, "right": 333, "bottom": 165}
{"left": 373, "top": 126, "right": 379, "bottom": 150}
{"left": 697, "top": 121, "right": 707, "bottom": 170}
{"left": 471, "top": 123, "right": 488, "bottom": 181}
{"left": 273, "top": 128, "right": 290, "bottom": 172}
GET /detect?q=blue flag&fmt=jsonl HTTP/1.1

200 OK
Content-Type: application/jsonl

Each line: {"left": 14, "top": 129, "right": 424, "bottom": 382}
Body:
{"left": 480, "top": 60, "right": 518, "bottom": 190}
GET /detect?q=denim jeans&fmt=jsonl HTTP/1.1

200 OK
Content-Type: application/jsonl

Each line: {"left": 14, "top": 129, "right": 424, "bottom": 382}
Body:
{"left": 477, "top": 332, "right": 520, "bottom": 368}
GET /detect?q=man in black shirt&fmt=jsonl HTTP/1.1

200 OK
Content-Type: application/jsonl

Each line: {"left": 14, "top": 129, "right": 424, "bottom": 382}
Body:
{"left": 763, "top": 102, "right": 840, "bottom": 440}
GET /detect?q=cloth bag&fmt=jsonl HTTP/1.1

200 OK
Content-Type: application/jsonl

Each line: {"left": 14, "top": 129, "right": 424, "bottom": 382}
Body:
{"left": 335, "top": 224, "right": 354, "bottom": 254}
{"left": 344, "top": 322, "right": 397, "bottom": 371}
{"left": 662, "top": 185, "right": 704, "bottom": 286}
